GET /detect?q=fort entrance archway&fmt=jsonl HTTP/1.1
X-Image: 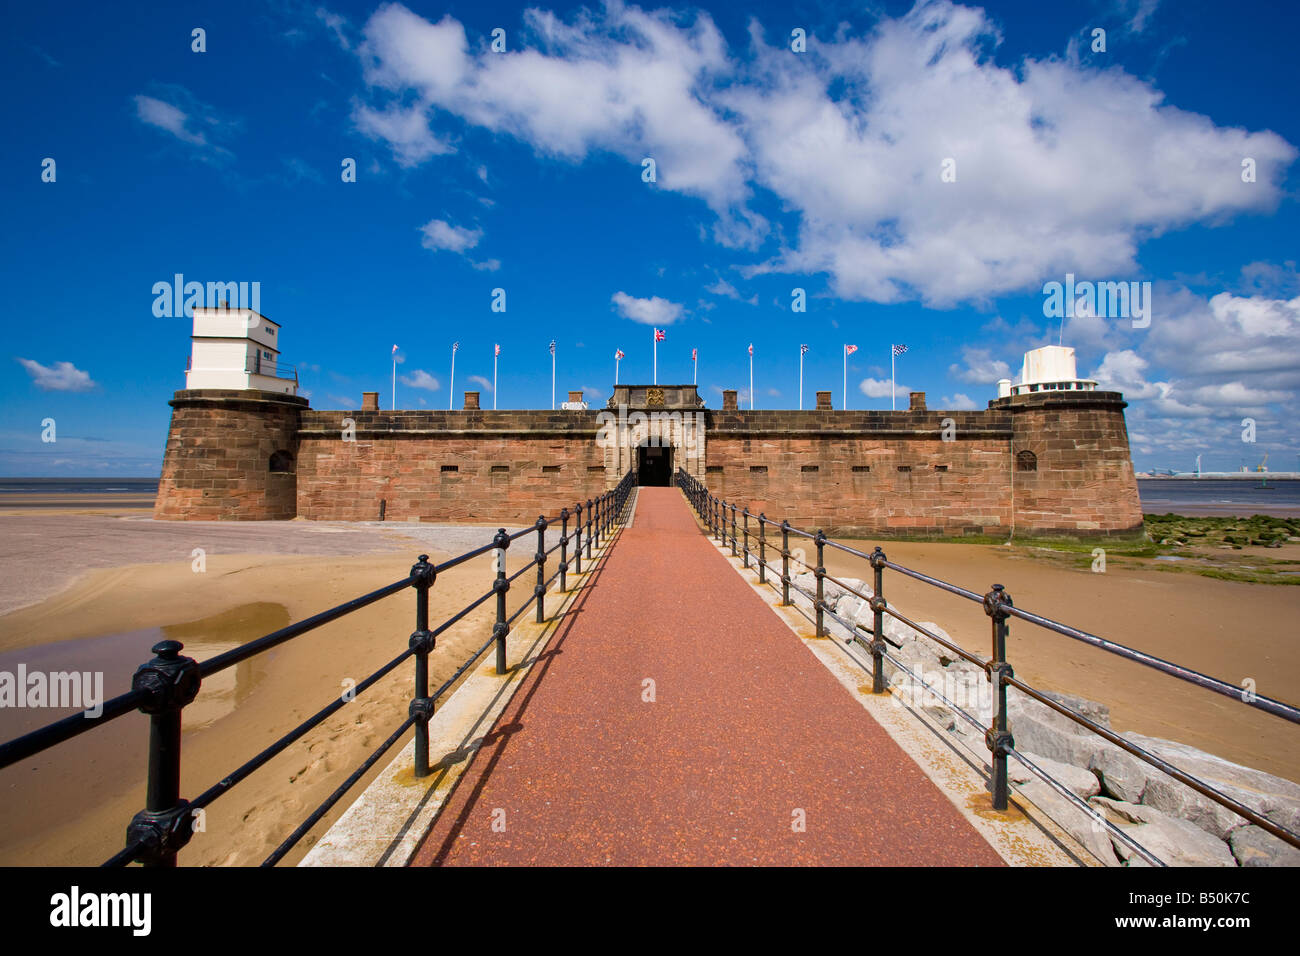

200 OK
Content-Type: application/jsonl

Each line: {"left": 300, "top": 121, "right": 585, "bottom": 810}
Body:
{"left": 636, "top": 444, "right": 673, "bottom": 486}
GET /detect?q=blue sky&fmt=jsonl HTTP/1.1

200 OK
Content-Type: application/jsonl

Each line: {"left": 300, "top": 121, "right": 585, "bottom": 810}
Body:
{"left": 2, "top": 0, "right": 1298, "bottom": 475}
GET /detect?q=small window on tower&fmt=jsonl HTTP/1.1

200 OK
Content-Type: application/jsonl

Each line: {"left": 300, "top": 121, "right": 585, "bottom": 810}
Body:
{"left": 1017, "top": 450, "right": 1038, "bottom": 472}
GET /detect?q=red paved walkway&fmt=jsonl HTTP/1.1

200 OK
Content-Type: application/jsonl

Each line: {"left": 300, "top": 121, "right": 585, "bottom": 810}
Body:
{"left": 412, "top": 487, "right": 1003, "bottom": 866}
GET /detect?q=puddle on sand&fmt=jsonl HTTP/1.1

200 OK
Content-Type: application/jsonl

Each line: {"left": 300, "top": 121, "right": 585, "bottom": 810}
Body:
{"left": 0, "top": 602, "right": 289, "bottom": 861}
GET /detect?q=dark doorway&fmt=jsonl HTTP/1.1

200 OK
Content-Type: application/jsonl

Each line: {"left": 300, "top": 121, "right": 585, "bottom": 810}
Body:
{"left": 637, "top": 444, "right": 673, "bottom": 486}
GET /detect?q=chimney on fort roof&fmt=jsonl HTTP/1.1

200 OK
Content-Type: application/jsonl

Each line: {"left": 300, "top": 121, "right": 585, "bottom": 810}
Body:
{"left": 569, "top": 390, "right": 583, "bottom": 403}
{"left": 909, "top": 392, "right": 927, "bottom": 411}
{"left": 722, "top": 389, "right": 738, "bottom": 411}
{"left": 463, "top": 391, "right": 480, "bottom": 410}
{"left": 361, "top": 392, "right": 379, "bottom": 411}
{"left": 815, "top": 391, "right": 832, "bottom": 410}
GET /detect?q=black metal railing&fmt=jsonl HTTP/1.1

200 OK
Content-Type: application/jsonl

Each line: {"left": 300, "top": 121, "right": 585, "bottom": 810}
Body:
{"left": 676, "top": 468, "right": 1300, "bottom": 865}
{"left": 0, "top": 470, "right": 637, "bottom": 867}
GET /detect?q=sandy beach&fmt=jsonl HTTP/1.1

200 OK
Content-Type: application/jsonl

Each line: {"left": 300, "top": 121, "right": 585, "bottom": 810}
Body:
{"left": 0, "top": 510, "right": 563, "bottom": 867}
{"left": 0, "top": 499, "right": 1297, "bottom": 867}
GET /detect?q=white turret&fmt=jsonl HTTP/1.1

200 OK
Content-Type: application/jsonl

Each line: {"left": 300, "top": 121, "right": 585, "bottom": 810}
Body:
{"left": 185, "top": 304, "right": 297, "bottom": 395}
{"left": 1008, "top": 346, "right": 1096, "bottom": 396}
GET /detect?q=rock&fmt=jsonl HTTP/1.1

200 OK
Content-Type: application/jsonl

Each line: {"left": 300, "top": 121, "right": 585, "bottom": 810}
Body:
{"left": 1091, "top": 744, "right": 1152, "bottom": 803}
{"left": 1091, "top": 797, "right": 1236, "bottom": 867}
{"left": 1003, "top": 690, "right": 1113, "bottom": 768}
{"left": 1228, "top": 826, "right": 1300, "bottom": 867}
{"left": 1011, "top": 752, "right": 1101, "bottom": 800}
{"left": 1125, "top": 733, "right": 1300, "bottom": 840}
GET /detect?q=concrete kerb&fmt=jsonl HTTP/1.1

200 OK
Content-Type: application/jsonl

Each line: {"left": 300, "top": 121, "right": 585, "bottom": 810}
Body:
{"left": 679, "top": 490, "right": 1095, "bottom": 867}
{"left": 299, "top": 515, "right": 628, "bottom": 867}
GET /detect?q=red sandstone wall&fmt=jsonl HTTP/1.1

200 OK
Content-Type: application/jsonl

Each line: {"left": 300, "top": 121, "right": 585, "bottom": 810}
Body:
{"left": 295, "top": 410, "right": 608, "bottom": 522}
{"left": 1006, "top": 393, "right": 1144, "bottom": 537}
{"left": 705, "top": 433, "right": 1012, "bottom": 537}
{"left": 154, "top": 390, "right": 305, "bottom": 520}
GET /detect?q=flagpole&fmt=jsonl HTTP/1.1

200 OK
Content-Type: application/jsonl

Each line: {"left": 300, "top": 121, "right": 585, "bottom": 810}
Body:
{"left": 693, "top": 351, "right": 697, "bottom": 385}
{"left": 449, "top": 345, "right": 455, "bottom": 411}
{"left": 653, "top": 330, "right": 657, "bottom": 385}
{"left": 551, "top": 345, "right": 555, "bottom": 410}
{"left": 799, "top": 349, "right": 804, "bottom": 411}
{"left": 494, "top": 349, "right": 498, "bottom": 410}
{"left": 843, "top": 346, "right": 847, "bottom": 411}
{"left": 392, "top": 351, "right": 396, "bottom": 411}
{"left": 615, "top": 354, "right": 620, "bottom": 385}
{"left": 891, "top": 346, "right": 896, "bottom": 411}
{"left": 749, "top": 348, "right": 754, "bottom": 410}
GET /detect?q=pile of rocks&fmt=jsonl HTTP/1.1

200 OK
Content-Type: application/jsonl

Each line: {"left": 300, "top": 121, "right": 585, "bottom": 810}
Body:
{"left": 788, "top": 573, "right": 1300, "bottom": 866}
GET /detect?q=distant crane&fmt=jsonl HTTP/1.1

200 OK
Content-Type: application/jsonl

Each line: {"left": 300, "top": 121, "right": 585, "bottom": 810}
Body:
{"left": 1256, "top": 452, "right": 1269, "bottom": 473}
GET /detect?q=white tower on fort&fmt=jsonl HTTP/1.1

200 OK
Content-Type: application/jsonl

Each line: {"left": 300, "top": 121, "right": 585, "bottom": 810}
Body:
{"left": 997, "top": 345, "right": 1097, "bottom": 398}
{"left": 185, "top": 303, "right": 297, "bottom": 395}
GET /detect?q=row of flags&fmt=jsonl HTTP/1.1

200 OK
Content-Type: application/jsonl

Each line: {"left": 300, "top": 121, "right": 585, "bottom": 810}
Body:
{"left": 392, "top": 336, "right": 911, "bottom": 411}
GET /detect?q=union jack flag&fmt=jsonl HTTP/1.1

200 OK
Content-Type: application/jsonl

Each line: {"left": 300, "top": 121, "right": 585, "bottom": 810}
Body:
{"left": 494, "top": 344, "right": 501, "bottom": 357}
{"left": 748, "top": 343, "right": 753, "bottom": 356}
{"left": 845, "top": 344, "right": 858, "bottom": 356}
{"left": 615, "top": 349, "right": 625, "bottom": 360}
{"left": 892, "top": 344, "right": 908, "bottom": 356}
{"left": 800, "top": 344, "right": 809, "bottom": 354}
{"left": 654, "top": 328, "right": 665, "bottom": 342}
{"left": 691, "top": 348, "right": 697, "bottom": 361}
{"left": 392, "top": 344, "right": 398, "bottom": 355}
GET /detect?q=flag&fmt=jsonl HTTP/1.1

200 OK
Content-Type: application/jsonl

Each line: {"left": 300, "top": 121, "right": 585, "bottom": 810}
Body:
{"left": 452, "top": 341, "right": 459, "bottom": 353}
{"left": 801, "top": 344, "right": 809, "bottom": 354}
{"left": 615, "top": 349, "right": 625, "bottom": 360}
{"left": 392, "top": 344, "right": 398, "bottom": 355}
{"left": 691, "top": 348, "right": 697, "bottom": 361}
{"left": 495, "top": 344, "right": 501, "bottom": 356}
{"left": 654, "top": 328, "right": 665, "bottom": 342}
{"left": 892, "top": 344, "right": 908, "bottom": 355}
{"left": 549, "top": 340, "right": 556, "bottom": 355}
{"left": 845, "top": 344, "right": 858, "bottom": 356}
{"left": 748, "top": 343, "right": 753, "bottom": 356}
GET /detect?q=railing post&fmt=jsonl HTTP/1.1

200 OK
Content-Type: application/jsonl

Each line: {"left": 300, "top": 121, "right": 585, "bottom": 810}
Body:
{"left": 586, "top": 499, "right": 594, "bottom": 560}
{"left": 730, "top": 503, "right": 738, "bottom": 556}
{"left": 780, "top": 520, "right": 791, "bottom": 605}
{"left": 869, "top": 547, "right": 888, "bottom": 694}
{"left": 595, "top": 495, "right": 603, "bottom": 548}
{"left": 493, "top": 529, "right": 511, "bottom": 675}
{"left": 408, "top": 554, "right": 436, "bottom": 777}
{"left": 814, "top": 530, "right": 827, "bottom": 638}
{"left": 574, "top": 502, "right": 583, "bottom": 575}
{"left": 758, "top": 514, "right": 767, "bottom": 585}
{"left": 742, "top": 508, "right": 750, "bottom": 569}
{"left": 534, "top": 515, "right": 548, "bottom": 624}
{"left": 127, "top": 640, "right": 200, "bottom": 866}
{"left": 984, "top": 583, "right": 1015, "bottom": 811}
{"left": 558, "top": 508, "right": 569, "bottom": 593}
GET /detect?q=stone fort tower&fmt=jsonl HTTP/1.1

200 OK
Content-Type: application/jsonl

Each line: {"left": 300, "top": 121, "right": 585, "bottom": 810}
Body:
{"left": 155, "top": 314, "right": 1143, "bottom": 539}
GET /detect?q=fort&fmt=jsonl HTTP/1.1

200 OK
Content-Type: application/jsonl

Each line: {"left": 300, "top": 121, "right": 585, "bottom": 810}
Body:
{"left": 154, "top": 304, "right": 1144, "bottom": 539}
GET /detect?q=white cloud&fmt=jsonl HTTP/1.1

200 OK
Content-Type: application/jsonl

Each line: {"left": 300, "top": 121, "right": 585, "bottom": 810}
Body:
{"left": 611, "top": 291, "right": 683, "bottom": 326}
{"left": 316, "top": 7, "right": 352, "bottom": 50}
{"left": 948, "top": 346, "right": 1011, "bottom": 384}
{"left": 858, "top": 377, "right": 911, "bottom": 398}
{"left": 353, "top": 2, "right": 1294, "bottom": 305}
{"left": 420, "top": 218, "right": 482, "bottom": 253}
{"left": 705, "top": 278, "right": 757, "bottom": 305}
{"left": 467, "top": 374, "right": 493, "bottom": 392}
{"left": 17, "top": 359, "right": 95, "bottom": 391}
{"left": 401, "top": 369, "right": 440, "bottom": 390}
{"left": 940, "top": 393, "right": 978, "bottom": 410}
{"left": 133, "top": 95, "right": 208, "bottom": 147}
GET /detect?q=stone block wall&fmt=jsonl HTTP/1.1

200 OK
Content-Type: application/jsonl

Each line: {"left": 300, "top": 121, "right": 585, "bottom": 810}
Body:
{"left": 702, "top": 410, "right": 1014, "bottom": 537}
{"left": 154, "top": 389, "right": 306, "bottom": 520}
{"left": 1001, "top": 391, "right": 1144, "bottom": 537}
{"left": 294, "top": 409, "right": 609, "bottom": 522}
